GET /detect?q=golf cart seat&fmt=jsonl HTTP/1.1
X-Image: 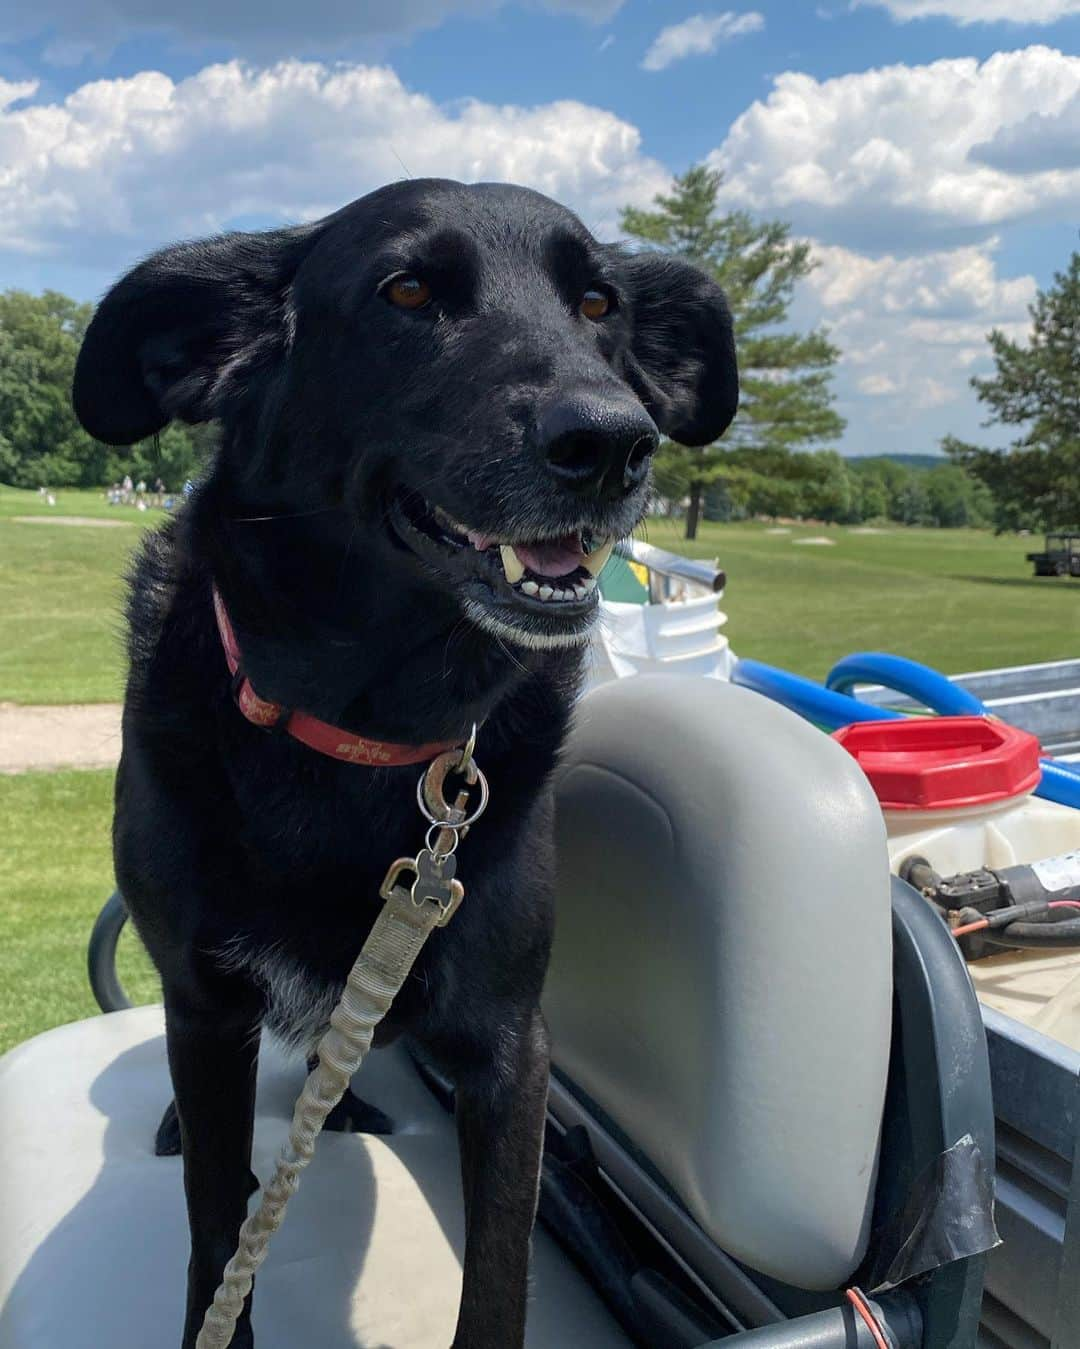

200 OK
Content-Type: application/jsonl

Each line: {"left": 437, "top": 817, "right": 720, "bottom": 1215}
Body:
{"left": 0, "top": 678, "right": 995, "bottom": 1348}
{"left": 0, "top": 1005, "right": 629, "bottom": 1348}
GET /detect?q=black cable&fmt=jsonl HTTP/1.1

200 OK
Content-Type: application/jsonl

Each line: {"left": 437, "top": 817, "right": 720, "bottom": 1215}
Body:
{"left": 978, "top": 919, "right": 1080, "bottom": 949}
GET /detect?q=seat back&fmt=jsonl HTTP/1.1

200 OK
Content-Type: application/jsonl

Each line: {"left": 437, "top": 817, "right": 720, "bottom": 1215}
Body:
{"left": 544, "top": 676, "right": 893, "bottom": 1290}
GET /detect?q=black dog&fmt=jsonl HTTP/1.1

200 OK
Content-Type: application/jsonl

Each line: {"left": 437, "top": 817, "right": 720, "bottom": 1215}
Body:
{"left": 73, "top": 178, "right": 737, "bottom": 1349}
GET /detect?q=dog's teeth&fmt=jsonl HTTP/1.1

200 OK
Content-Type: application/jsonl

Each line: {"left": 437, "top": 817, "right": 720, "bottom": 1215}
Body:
{"left": 521, "top": 579, "right": 539, "bottom": 596}
{"left": 581, "top": 576, "right": 597, "bottom": 592}
{"left": 538, "top": 585, "right": 554, "bottom": 601}
{"left": 573, "top": 584, "right": 587, "bottom": 600}
{"left": 581, "top": 537, "right": 615, "bottom": 578}
{"left": 499, "top": 545, "right": 525, "bottom": 585}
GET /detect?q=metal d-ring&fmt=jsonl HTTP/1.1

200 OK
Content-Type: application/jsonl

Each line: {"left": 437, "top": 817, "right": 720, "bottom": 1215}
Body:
{"left": 425, "top": 821, "right": 461, "bottom": 860}
{"left": 417, "top": 759, "right": 490, "bottom": 828}
{"left": 459, "top": 722, "right": 478, "bottom": 771}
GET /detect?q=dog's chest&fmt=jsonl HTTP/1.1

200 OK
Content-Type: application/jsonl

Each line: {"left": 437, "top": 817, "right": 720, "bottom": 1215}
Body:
{"left": 211, "top": 750, "right": 469, "bottom": 1051}
{"left": 211, "top": 855, "right": 446, "bottom": 1056}
{"left": 215, "top": 934, "right": 346, "bottom": 1055}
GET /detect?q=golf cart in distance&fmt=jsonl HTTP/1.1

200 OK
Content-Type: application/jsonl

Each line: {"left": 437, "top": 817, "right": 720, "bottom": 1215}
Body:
{"left": 1026, "top": 532, "right": 1080, "bottom": 577}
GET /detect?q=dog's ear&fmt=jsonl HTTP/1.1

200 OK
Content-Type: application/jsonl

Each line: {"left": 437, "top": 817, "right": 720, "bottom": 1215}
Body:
{"left": 617, "top": 250, "right": 739, "bottom": 447}
{"left": 73, "top": 226, "right": 321, "bottom": 446}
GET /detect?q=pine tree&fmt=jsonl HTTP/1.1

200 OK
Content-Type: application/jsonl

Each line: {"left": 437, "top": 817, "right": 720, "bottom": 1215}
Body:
{"left": 621, "top": 166, "right": 844, "bottom": 538}
{"left": 944, "top": 250, "right": 1080, "bottom": 531}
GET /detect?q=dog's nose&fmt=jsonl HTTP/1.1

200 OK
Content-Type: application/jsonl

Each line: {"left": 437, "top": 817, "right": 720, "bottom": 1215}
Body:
{"left": 539, "top": 394, "right": 659, "bottom": 498}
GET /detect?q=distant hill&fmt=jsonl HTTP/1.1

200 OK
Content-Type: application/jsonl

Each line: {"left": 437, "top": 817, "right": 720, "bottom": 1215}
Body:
{"left": 847, "top": 453, "right": 945, "bottom": 472}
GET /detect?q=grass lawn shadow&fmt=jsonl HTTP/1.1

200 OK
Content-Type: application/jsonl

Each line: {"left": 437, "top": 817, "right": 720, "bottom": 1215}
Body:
{"left": 947, "top": 574, "right": 1080, "bottom": 591}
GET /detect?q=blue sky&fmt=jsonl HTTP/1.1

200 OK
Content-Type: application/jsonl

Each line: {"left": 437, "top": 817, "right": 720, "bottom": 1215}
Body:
{"left": 2, "top": 1, "right": 1079, "bottom": 455}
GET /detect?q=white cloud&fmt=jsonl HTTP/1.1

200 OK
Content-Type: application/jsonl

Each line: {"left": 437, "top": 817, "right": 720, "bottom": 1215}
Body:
{"left": 0, "top": 59, "right": 669, "bottom": 268}
{"left": 857, "top": 373, "right": 898, "bottom": 395}
{"left": 0, "top": 45, "right": 1054, "bottom": 457}
{"left": 854, "top": 0, "right": 1080, "bottom": 23}
{"left": 972, "top": 90, "right": 1080, "bottom": 171}
{"left": 3, "top": 0, "right": 623, "bottom": 64}
{"left": 710, "top": 46, "right": 1080, "bottom": 252}
{"left": 641, "top": 11, "right": 764, "bottom": 72}
{"left": 795, "top": 238, "right": 1035, "bottom": 428}
{"left": 0, "top": 78, "right": 37, "bottom": 109}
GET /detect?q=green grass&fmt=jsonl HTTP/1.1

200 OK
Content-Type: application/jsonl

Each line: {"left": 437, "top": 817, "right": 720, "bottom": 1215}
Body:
{"left": 2, "top": 483, "right": 1076, "bottom": 703}
{"left": 1, "top": 493, "right": 1078, "bottom": 1052}
{"left": 640, "top": 518, "right": 1080, "bottom": 680}
{"left": 0, "top": 769, "right": 159, "bottom": 1054}
{"left": 0, "top": 484, "right": 165, "bottom": 703}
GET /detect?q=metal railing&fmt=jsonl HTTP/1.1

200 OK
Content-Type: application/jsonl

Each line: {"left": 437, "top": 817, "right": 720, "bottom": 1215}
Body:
{"left": 617, "top": 539, "right": 726, "bottom": 601}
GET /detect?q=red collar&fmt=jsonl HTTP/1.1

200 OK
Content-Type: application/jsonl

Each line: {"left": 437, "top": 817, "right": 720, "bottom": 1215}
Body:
{"left": 211, "top": 585, "right": 465, "bottom": 767}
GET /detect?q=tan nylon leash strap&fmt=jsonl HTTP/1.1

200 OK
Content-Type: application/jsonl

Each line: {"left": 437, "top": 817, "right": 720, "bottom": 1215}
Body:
{"left": 194, "top": 889, "right": 445, "bottom": 1349}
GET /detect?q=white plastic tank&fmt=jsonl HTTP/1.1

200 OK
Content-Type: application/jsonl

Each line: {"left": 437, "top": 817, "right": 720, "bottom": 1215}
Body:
{"left": 831, "top": 716, "right": 1080, "bottom": 875}
{"left": 833, "top": 716, "right": 1080, "bottom": 1050}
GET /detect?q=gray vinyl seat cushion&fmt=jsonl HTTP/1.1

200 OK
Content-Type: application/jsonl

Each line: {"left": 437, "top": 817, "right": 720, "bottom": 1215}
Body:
{"left": 545, "top": 676, "right": 894, "bottom": 1291}
{"left": 0, "top": 1007, "right": 629, "bottom": 1349}
{"left": 1, "top": 674, "right": 894, "bottom": 1344}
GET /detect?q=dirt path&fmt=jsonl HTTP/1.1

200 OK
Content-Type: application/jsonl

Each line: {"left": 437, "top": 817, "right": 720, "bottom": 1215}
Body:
{"left": 0, "top": 703, "right": 122, "bottom": 773}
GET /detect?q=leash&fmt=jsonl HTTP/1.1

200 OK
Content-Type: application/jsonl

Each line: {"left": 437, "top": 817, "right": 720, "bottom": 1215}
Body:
{"left": 194, "top": 742, "right": 489, "bottom": 1349}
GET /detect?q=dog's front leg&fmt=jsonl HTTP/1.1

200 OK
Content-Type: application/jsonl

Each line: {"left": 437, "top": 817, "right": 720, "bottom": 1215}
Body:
{"left": 165, "top": 985, "right": 262, "bottom": 1349}
{"left": 452, "top": 1006, "right": 551, "bottom": 1349}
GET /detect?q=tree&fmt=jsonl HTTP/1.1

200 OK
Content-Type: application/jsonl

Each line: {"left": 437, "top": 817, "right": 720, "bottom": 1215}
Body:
{"left": 0, "top": 288, "right": 212, "bottom": 488}
{"left": 744, "top": 473, "right": 801, "bottom": 521}
{"left": 795, "top": 449, "right": 853, "bottom": 523}
{"left": 944, "top": 249, "right": 1080, "bottom": 531}
{"left": 621, "top": 166, "right": 845, "bottom": 537}
{"left": 102, "top": 422, "right": 217, "bottom": 488}
{"left": 850, "top": 466, "right": 888, "bottom": 522}
{"left": 923, "top": 463, "right": 993, "bottom": 528}
{"left": 0, "top": 291, "right": 98, "bottom": 486}
{"left": 892, "top": 476, "right": 931, "bottom": 527}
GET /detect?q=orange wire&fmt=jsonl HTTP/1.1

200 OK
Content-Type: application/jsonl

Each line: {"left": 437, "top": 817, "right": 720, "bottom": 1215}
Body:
{"left": 846, "top": 1287, "right": 890, "bottom": 1349}
{"left": 951, "top": 899, "right": 1080, "bottom": 939}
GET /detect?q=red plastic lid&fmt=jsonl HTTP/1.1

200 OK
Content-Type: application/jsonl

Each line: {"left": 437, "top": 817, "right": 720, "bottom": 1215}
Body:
{"left": 831, "top": 716, "right": 1043, "bottom": 811}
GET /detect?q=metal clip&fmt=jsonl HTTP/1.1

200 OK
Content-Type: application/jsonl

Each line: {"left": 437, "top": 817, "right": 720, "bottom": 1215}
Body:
{"left": 418, "top": 745, "right": 489, "bottom": 856}
{"left": 379, "top": 849, "right": 465, "bottom": 927}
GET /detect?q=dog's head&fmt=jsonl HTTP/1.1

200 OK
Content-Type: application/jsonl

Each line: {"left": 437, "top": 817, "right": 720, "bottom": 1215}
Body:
{"left": 74, "top": 179, "right": 737, "bottom": 651}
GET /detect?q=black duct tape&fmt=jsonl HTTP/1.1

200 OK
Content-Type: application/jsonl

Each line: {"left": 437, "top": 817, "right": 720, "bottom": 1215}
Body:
{"left": 863, "top": 1134, "right": 1001, "bottom": 1293}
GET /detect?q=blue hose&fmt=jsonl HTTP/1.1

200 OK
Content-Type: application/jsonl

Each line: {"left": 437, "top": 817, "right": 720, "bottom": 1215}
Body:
{"left": 1038, "top": 762, "right": 1080, "bottom": 806}
{"left": 731, "top": 657, "right": 1080, "bottom": 812}
{"left": 733, "top": 659, "right": 895, "bottom": 731}
{"left": 826, "top": 652, "right": 986, "bottom": 717}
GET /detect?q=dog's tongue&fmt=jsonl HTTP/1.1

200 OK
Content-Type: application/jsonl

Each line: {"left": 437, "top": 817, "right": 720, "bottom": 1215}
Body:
{"left": 510, "top": 535, "right": 585, "bottom": 579}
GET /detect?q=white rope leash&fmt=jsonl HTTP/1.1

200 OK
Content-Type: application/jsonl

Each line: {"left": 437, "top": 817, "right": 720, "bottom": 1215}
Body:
{"left": 195, "top": 749, "right": 484, "bottom": 1349}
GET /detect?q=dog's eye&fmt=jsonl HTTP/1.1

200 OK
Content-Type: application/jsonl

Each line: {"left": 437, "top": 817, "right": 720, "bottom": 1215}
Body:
{"left": 580, "top": 288, "right": 612, "bottom": 321}
{"left": 385, "top": 275, "right": 432, "bottom": 311}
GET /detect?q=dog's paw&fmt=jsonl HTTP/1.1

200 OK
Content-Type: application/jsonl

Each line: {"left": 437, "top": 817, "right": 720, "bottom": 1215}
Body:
{"left": 155, "top": 1099, "right": 182, "bottom": 1156}
{"left": 323, "top": 1088, "right": 394, "bottom": 1135}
